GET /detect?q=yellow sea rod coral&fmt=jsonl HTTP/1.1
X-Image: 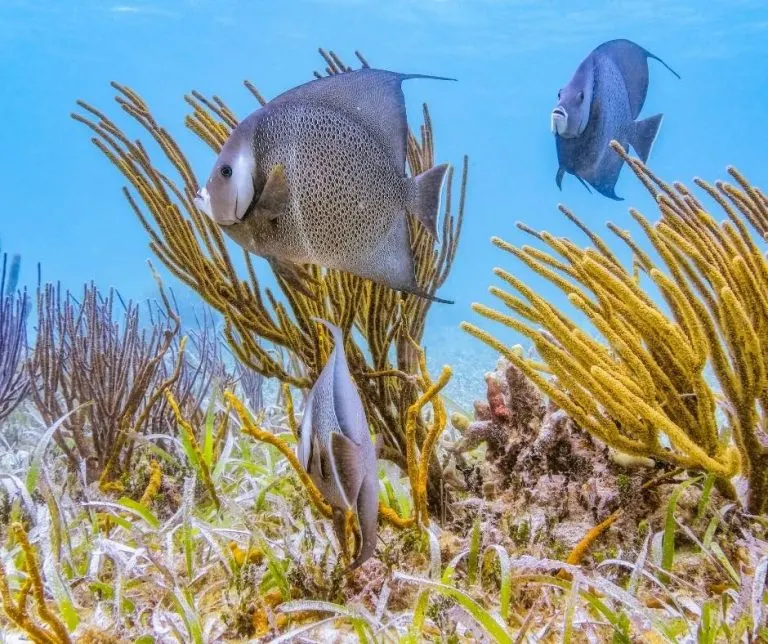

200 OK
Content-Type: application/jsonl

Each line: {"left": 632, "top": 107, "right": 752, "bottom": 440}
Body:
{"left": 0, "top": 523, "right": 71, "bottom": 644}
{"left": 464, "top": 142, "right": 768, "bottom": 514}
{"left": 72, "top": 48, "right": 467, "bottom": 512}
{"left": 139, "top": 459, "right": 163, "bottom": 507}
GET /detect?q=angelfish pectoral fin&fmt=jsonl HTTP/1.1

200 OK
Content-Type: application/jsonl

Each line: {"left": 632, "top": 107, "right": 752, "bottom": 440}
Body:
{"left": 255, "top": 163, "right": 289, "bottom": 221}
{"left": 407, "top": 163, "right": 449, "bottom": 239}
{"left": 329, "top": 432, "right": 364, "bottom": 509}
{"left": 630, "top": 114, "right": 663, "bottom": 164}
{"left": 308, "top": 434, "right": 328, "bottom": 479}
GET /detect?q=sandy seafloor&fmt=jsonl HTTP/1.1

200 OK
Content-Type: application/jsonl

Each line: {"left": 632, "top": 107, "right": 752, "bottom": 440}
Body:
{"left": 423, "top": 324, "right": 498, "bottom": 412}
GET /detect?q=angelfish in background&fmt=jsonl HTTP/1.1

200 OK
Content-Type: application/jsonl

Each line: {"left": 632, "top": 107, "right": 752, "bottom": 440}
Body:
{"left": 297, "top": 318, "right": 380, "bottom": 570}
{"left": 551, "top": 39, "right": 680, "bottom": 200}
{"left": 194, "top": 68, "right": 454, "bottom": 303}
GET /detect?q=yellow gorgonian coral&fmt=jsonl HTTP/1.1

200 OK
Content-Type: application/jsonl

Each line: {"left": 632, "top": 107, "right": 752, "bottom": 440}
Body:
{"left": 464, "top": 141, "right": 768, "bottom": 514}
{"left": 72, "top": 49, "right": 466, "bottom": 512}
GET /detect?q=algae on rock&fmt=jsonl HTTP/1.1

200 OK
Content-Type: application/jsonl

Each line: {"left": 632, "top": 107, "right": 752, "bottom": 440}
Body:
{"left": 453, "top": 356, "right": 663, "bottom": 555}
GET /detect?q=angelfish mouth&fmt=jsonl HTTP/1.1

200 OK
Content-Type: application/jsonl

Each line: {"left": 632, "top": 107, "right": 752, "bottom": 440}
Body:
{"left": 194, "top": 187, "right": 213, "bottom": 219}
{"left": 550, "top": 108, "right": 568, "bottom": 135}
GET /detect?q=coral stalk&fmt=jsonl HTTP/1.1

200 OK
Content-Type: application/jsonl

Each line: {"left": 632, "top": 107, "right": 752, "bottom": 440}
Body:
{"left": 0, "top": 523, "right": 71, "bottom": 644}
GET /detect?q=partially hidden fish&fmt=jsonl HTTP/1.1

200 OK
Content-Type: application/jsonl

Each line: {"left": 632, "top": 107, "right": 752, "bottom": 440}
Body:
{"left": 550, "top": 39, "right": 680, "bottom": 200}
{"left": 296, "top": 318, "right": 381, "bottom": 570}
{"left": 194, "top": 68, "right": 455, "bottom": 303}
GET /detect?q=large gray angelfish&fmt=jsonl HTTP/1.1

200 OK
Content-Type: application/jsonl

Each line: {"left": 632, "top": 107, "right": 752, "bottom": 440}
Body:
{"left": 297, "top": 318, "right": 380, "bottom": 570}
{"left": 194, "top": 68, "right": 454, "bottom": 303}
{"left": 551, "top": 39, "right": 680, "bottom": 200}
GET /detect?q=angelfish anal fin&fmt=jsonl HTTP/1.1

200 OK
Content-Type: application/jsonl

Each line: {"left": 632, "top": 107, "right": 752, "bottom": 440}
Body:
{"left": 256, "top": 163, "right": 289, "bottom": 221}
{"left": 556, "top": 167, "right": 565, "bottom": 190}
{"left": 329, "top": 431, "right": 364, "bottom": 509}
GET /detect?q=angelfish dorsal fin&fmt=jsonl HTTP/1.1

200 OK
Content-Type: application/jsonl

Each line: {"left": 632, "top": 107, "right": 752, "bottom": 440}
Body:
{"left": 329, "top": 431, "right": 364, "bottom": 510}
{"left": 256, "top": 164, "right": 289, "bottom": 221}
{"left": 268, "top": 69, "right": 454, "bottom": 173}
{"left": 594, "top": 39, "right": 679, "bottom": 121}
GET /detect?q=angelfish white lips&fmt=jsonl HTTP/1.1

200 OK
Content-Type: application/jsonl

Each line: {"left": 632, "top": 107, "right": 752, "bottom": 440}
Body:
{"left": 550, "top": 107, "right": 568, "bottom": 135}
{"left": 194, "top": 187, "right": 213, "bottom": 219}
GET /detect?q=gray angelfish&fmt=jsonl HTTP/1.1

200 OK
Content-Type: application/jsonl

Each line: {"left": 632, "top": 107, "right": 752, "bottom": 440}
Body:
{"left": 296, "top": 318, "right": 381, "bottom": 569}
{"left": 550, "top": 39, "right": 680, "bottom": 200}
{"left": 194, "top": 68, "right": 455, "bottom": 303}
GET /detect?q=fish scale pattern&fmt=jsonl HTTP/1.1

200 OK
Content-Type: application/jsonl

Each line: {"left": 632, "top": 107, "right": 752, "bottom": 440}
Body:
{"left": 254, "top": 105, "right": 405, "bottom": 275}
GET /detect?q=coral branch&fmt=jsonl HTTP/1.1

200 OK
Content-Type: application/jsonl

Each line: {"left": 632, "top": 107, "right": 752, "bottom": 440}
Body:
{"left": 226, "top": 390, "right": 332, "bottom": 518}
{"left": 0, "top": 523, "right": 71, "bottom": 644}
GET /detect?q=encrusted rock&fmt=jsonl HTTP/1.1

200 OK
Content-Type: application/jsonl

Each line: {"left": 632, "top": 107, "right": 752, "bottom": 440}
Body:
{"left": 452, "top": 356, "right": 664, "bottom": 555}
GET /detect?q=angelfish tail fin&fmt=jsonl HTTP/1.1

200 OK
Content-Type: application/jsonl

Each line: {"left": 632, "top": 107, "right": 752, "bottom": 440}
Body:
{"left": 408, "top": 163, "right": 449, "bottom": 239}
{"left": 630, "top": 113, "right": 663, "bottom": 163}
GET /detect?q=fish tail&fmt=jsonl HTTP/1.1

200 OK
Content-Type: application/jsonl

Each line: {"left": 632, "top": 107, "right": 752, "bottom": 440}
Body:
{"left": 408, "top": 163, "right": 450, "bottom": 239}
{"left": 630, "top": 114, "right": 663, "bottom": 163}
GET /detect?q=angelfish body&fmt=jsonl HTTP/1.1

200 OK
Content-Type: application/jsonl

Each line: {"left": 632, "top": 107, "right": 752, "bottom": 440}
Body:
{"left": 296, "top": 319, "right": 380, "bottom": 570}
{"left": 195, "top": 69, "right": 452, "bottom": 303}
{"left": 551, "top": 39, "right": 680, "bottom": 200}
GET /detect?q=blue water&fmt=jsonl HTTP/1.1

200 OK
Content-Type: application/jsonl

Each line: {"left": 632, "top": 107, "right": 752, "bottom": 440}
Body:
{"left": 1, "top": 0, "right": 766, "bottom": 363}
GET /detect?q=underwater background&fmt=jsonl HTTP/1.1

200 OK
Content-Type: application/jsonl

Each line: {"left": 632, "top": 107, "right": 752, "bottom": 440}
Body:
{"left": 1, "top": 2, "right": 768, "bottom": 641}
{"left": 3, "top": 0, "right": 767, "bottom": 406}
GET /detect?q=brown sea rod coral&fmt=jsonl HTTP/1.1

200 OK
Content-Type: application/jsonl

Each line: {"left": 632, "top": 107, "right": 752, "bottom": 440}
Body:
{"left": 0, "top": 255, "right": 29, "bottom": 425}
{"left": 463, "top": 142, "right": 768, "bottom": 515}
{"left": 27, "top": 281, "right": 181, "bottom": 487}
{"left": 72, "top": 48, "right": 467, "bottom": 510}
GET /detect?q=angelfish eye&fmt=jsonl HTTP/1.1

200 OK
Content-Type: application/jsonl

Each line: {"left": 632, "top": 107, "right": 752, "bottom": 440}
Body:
{"left": 220, "top": 165, "right": 233, "bottom": 178}
{"left": 577, "top": 91, "right": 584, "bottom": 102}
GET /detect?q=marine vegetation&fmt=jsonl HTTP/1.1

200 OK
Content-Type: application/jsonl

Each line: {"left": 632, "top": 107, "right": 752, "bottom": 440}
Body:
{"left": 0, "top": 246, "right": 28, "bottom": 425}
{"left": 72, "top": 48, "right": 466, "bottom": 514}
{"left": 464, "top": 141, "right": 768, "bottom": 516}
{"left": 0, "top": 50, "right": 766, "bottom": 643}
